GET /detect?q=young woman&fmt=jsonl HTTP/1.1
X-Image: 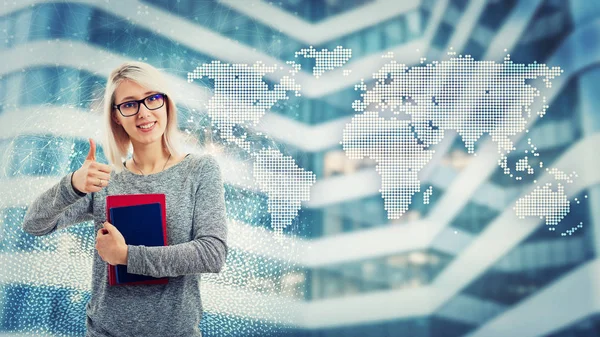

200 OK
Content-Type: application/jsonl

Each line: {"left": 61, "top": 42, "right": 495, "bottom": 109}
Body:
{"left": 22, "top": 61, "right": 228, "bottom": 337}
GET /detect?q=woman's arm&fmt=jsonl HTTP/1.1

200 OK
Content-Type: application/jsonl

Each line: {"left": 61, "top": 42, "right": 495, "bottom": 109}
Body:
{"left": 22, "top": 171, "right": 94, "bottom": 236}
{"left": 126, "top": 155, "right": 228, "bottom": 278}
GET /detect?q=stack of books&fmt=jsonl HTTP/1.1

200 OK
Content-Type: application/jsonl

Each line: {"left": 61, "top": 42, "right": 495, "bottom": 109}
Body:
{"left": 105, "top": 194, "right": 169, "bottom": 286}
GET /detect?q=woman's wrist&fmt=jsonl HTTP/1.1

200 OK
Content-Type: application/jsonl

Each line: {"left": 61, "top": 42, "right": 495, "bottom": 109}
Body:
{"left": 71, "top": 171, "right": 86, "bottom": 196}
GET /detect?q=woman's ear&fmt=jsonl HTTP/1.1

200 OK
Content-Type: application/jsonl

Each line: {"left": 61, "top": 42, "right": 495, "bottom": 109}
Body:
{"left": 111, "top": 113, "right": 121, "bottom": 125}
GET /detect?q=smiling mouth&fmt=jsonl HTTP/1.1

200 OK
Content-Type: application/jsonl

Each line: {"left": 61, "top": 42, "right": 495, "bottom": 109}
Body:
{"left": 137, "top": 122, "right": 156, "bottom": 129}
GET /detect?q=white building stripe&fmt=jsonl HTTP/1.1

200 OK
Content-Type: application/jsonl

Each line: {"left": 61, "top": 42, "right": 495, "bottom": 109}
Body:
{"left": 219, "top": 0, "right": 422, "bottom": 45}
{"left": 465, "top": 259, "right": 600, "bottom": 337}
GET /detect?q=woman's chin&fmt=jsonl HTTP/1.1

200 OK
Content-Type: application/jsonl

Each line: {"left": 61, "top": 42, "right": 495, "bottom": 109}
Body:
{"left": 130, "top": 134, "right": 163, "bottom": 146}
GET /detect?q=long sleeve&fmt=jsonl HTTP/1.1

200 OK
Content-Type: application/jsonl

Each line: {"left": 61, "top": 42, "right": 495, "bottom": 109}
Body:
{"left": 126, "top": 155, "right": 228, "bottom": 278}
{"left": 22, "top": 171, "right": 94, "bottom": 236}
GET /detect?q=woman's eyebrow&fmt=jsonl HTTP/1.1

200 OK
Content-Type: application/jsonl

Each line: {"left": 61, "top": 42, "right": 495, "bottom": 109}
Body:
{"left": 118, "top": 91, "right": 157, "bottom": 103}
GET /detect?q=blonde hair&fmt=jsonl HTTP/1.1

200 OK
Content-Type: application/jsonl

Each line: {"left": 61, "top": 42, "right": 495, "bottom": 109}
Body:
{"left": 102, "top": 61, "right": 185, "bottom": 173}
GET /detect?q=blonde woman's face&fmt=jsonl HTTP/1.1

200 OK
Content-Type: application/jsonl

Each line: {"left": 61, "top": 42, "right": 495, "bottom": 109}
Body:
{"left": 112, "top": 79, "right": 168, "bottom": 146}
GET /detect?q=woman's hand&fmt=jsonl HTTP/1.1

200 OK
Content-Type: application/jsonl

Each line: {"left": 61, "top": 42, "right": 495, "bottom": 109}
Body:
{"left": 96, "top": 222, "right": 128, "bottom": 266}
{"left": 72, "top": 138, "right": 113, "bottom": 193}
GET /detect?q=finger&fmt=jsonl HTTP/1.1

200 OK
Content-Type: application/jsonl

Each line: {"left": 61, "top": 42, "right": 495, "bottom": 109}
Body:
{"left": 86, "top": 138, "right": 96, "bottom": 161}
{"left": 94, "top": 163, "right": 113, "bottom": 174}
{"left": 87, "top": 186, "right": 102, "bottom": 193}
{"left": 87, "top": 183, "right": 105, "bottom": 193}
{"left": 86, "top": 176, "right": 109, "bottom": 191}
{"left": 90, "top": 171, "right": 111, "bottom": 182}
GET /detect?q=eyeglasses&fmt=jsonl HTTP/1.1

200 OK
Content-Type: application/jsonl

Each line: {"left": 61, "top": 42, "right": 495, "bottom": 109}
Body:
{"left": 113, "top": 93, "right": 167, "bottom": 117}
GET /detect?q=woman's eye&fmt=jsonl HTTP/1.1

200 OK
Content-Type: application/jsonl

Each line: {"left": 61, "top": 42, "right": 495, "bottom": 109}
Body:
{"left": 123, "top": 103, "right": 135, "bottom": 108}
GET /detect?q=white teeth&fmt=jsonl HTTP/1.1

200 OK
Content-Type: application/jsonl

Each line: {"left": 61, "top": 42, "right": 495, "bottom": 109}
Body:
{"left": 139, "top": 122, "right": 155, "bottom": 129}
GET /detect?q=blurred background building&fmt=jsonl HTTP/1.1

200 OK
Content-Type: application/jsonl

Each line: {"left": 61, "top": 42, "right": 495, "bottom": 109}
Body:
{"left": 1, "top": 0, "right": 599, "bottom": 336}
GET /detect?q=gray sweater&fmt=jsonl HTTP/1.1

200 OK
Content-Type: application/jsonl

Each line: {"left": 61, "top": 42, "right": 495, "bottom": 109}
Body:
{"left": 22, "top": 153, "right": 228, "bottom": 337}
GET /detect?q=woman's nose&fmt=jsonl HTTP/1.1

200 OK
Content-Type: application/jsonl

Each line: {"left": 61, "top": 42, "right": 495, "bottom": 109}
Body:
{"left": 138, "top": 104, "right": 152, "bottom": 117}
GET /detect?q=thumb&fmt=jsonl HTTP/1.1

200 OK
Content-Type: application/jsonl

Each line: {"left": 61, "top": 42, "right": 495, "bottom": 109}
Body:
{"left": 103, "top": 222, "right": 115, "bottom": 232}
{"left": 86, "top": 138, "right": 96, "bottom": 161}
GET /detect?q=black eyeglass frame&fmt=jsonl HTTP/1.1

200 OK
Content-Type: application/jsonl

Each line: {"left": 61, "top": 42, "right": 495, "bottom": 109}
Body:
{"left": 113, "top": 93, "right": 168, "bottom": 117}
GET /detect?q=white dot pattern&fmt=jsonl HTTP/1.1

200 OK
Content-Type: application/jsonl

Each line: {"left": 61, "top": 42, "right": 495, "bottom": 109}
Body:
{"left": 187, "top": 60, "right": 314, "bottom": 235}
{"left": 562, "top": 222, "right": 584, "bottom": 236}
{"left": 187, "top": 61, "right": 301, "bottom": 152}
{"left": 515, "top": 157, "right": 534, "bottom": 175}
{"left": 342, "top": 111, "right": 434, "bottom": 219}
{"left": 253, "top": 149, "right": 316, "bottom": 236}
{"left": 546, "top": 168, "right": 577, "bottom": 184}
{"left": 423, "top": 186, "right": 433, "bottom": 205}
{"left": 514, "top": 183, "right": 570, "bottom": 228}
{"left": 342, "top": 52, "right": 562, "bottom": 219}
{"left": 295, "top": 46, "right": 352, "bottom": 78}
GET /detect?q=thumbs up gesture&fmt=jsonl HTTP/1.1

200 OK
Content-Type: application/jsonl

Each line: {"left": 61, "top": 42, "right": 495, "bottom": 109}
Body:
{"left": 72, "top": 138, "right": 113, "bottom": 194}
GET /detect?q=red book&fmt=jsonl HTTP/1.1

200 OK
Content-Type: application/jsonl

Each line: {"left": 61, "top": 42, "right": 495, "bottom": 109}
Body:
{"left": 105, "top": 194, "right": 169, "bottom": 286}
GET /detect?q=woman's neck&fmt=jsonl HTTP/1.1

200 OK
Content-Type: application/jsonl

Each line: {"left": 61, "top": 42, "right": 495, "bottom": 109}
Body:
{"left": 131, "top": 142, "right": 171, "bottom": 174}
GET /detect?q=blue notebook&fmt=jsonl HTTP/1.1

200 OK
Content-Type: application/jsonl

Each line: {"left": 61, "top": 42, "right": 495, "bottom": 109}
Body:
{"left": 109, "top": 202, "right": 165, "bottom": 284}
